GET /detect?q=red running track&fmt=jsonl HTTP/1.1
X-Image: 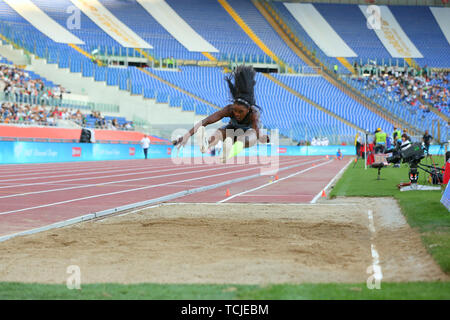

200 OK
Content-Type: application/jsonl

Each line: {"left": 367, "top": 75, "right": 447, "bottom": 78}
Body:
{"left": 0, "top": 156, "right": 351, "bottom": 238}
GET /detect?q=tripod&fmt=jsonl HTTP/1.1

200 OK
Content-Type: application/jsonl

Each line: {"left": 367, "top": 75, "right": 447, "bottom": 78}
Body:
{"left": 399, "top": 161, "right": 443, "bottom": 191}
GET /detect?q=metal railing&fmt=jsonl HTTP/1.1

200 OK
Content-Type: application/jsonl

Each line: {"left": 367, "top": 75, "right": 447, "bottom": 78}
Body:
{"left": 0, "top": 92, "right": 119, "bottom": 113}
{"left": 275, "top": 0, "right": 449, "bottom": 6}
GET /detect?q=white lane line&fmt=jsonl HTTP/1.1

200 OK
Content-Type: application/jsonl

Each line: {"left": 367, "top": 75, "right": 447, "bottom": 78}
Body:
{"left": 162, "top": 202, "right": 360, "bottom": 206}
{"left": 0, "top": 162, "right": 186, "bottom": 182}
{"left": 0, "top": 158, "right": 302, "bottom": 199}
{"left": 235, "top": 194, "right": 316, "bottom": 197}
{"left": 0, "top": 161, "right": 156, "bottom": 177}
{"left": 217, "top": 159, "right": 333, "bottom": 203}
{"left": 368, "top": 209, "right": 376, "bottom": 234}
{"left": 0, "top": 158, "right": 317, "bottom": 215}
{"left": 310, "top": 158, "right": 353, "bottom": 204}
{"left": 368, "top": 209, "right": 383, "bottom": 282}
{"left": 0, "top": 160, "right": 250, "bottom": 191}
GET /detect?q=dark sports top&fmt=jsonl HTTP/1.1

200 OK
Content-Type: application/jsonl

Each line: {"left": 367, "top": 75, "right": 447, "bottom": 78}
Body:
{"left": 423, "top": 134, "right": 433, "bottom": 145}
{"left": 228, "top": 106, "right": 260, "bottom": 129}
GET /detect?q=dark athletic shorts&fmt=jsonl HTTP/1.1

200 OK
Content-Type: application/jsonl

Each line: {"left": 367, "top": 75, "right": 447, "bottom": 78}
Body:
{"left": 220, "top": 124, "right": 254, "bottom": 143}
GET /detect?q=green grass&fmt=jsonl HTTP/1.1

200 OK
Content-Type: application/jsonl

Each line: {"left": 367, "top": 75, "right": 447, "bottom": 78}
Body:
{"left": 1, "top": 156, "right": 449, "bottom": 300}
{"left": 330, "top": 156, "right": 450, "bottom": 274}
{"left": 1, "top": 282, "right": 449, "bottom": 300}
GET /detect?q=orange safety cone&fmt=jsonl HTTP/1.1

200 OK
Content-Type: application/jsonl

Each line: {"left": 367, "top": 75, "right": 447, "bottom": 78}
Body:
{"left": 275, "top": 175, "right": 279, "bottom": 180}
{"left": 354, "top": 158, "right": 357, "bottom": 163}
{"left": 321, "top": 190, "right": 326, "bottom": 197}
{"left": 226, "top": 189, "right": 231, "bottom": 197}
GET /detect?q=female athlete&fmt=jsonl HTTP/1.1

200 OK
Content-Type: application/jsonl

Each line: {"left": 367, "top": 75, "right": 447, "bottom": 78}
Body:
{"left": 172, "top": 65, "right": 270, "bottom": 161}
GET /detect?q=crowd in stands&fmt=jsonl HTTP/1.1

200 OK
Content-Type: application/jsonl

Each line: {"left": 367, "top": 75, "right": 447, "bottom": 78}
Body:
{"left": 0, "top": 101, "right": 134, "bottom": 130}
{"left": 355, "top": 65, "right": 449, "bottom": 115}
{"left": 0, "top": 101, "right": 80, "bottom": 126}
{"left": 0, "top": 101, "right": 88, "bottom": 126}
{"left": 1, "top": 64, "right": 65, "bottom": 103}
{"left": 85, "top": 111, "right": 134, "bottom": 130}
{"left": 423, "top": 71, "right": 449, "bottom": 114}
{"left": 0, "top": 64, "right": 134, "bottom": 130}
{"left": 311, "top": 136, "right": 330, "bottom": 146}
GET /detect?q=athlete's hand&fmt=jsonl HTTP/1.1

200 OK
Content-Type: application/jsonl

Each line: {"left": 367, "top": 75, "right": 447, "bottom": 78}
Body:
{"left": 172, "top": 134, "right": 190, "bottom": 148}
{"left": 172, "top": 137, "right": 181, "bottom": 146}
{"left": 260, "top": 134, "right": 270, "bottom": 143}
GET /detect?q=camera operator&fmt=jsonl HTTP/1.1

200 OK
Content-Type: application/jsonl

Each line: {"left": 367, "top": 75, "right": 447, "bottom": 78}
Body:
{"left": 387, "top": 133, "right": 411, "bottom": 168}
{"left": 392, "top": 127, "right": 402, "bottom": 148}
{"left": 422, "top": 130, "right": 433, "bottom": 156}
{"left": 400, "top": 133, "right": 411, "bottom": 149}
{"left": 374, "top": 128, "right": 387, "bottom": 154}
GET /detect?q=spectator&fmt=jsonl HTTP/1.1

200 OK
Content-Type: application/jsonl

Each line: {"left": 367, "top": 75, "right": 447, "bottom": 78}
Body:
{"left": 112, "top": 118, "right": 119, "bottom": 129}
{"left": 355, "top": 133, "right": 363, "bottom": 157}
{"left": 392, "top": 127, "right": 402, "bottom": 148}
{"left": 1, "top": 63, "right": 134, "bottom": 131}
{"left": 354, "top": 66, "right": 449, "bottom": 116}
{"left": 336, "top": 148, "right": 343, "bottom": 160}
{"left": 140, "top": 134, "right": 151, "bottom": 159}
{"left": 422, "top": 130, "right": 433, "bottom": 156}
{"left": 374, "top": 128, "right": 387, "bottom": 154}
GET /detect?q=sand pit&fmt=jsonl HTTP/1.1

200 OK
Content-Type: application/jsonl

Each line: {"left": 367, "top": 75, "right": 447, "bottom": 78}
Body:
{"left": 0, "top": 198, "right": 447, "bottom": 285}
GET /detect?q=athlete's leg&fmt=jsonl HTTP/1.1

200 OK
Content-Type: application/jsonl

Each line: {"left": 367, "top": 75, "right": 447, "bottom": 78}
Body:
{"left": 222, "top": 129, "right": 257, "bottom": 161}
{"left": 241, "top": 129, "right": 258, "bottom": 149}
{"left": 196, "top": 126, "right": 209, "bottom": 153}
{"left": 208, "top": 128, "right": 226, "bottom": 149}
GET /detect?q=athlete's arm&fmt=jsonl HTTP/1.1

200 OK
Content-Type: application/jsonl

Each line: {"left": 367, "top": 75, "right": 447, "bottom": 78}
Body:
{"left": 173, "top": 105, "right": 232, "bottom": 146}
{"left": 250, "top": 108, "right": 270, "bottom": 143}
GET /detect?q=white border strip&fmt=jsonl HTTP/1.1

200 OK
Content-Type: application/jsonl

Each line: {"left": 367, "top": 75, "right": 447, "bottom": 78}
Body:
{"left": 4, "top": 0, "right": 84, "bottom": 44}
{"left": 430, "top": 7, "right": 450, "bottom": 46}
{"left": 162, "top": 202, "right": 360, "bottom": 206}
{"left": 368, "top": 210, "right": 383, "bottom": 282}
{"left": 310, "top": 158, "right": 353, "bottom": 204}
{"left": 69, "top": 0, "right": 152, "bottom": 48}
{"left": 137, "top": 0, "right": 218, "bottom": 52}
{"left": 218, "top": 159, "right": 333, "bottom": 203}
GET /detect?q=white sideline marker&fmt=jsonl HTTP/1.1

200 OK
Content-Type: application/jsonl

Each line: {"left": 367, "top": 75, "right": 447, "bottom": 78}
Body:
{"left": 368, "top": 210, "right": 383, "bottom": 282}
{"left": 310, "top": 158, "right": 353, "bottom": 204}
{"left": 218, "top": 159, "right": 333, "bottom": 203}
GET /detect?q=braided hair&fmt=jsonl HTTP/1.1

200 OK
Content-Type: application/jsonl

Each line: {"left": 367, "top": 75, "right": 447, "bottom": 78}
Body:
{"left": 225, "top": 65, "right": 261, "bottom": 111}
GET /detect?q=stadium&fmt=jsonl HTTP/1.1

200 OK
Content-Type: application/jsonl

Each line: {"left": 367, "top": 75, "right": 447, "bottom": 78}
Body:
{"left": 0, "top": 0, "right": 449, "bottom": 305}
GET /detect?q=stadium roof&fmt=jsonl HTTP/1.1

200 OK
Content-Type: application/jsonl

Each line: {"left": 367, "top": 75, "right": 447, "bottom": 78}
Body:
{"left": 273, "top": 0, "right": 449, "bottom": 7}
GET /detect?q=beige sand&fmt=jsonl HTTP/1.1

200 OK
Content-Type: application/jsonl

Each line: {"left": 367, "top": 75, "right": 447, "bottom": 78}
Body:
{"left": 0, "top": 198, "right": 447, "bottom": 284}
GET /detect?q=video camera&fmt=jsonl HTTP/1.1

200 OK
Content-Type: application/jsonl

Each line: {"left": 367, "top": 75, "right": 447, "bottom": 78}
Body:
{"left": 386, "top": 142, "right": 424, "bottom": 165}
{"left": 386, "top": 141, "right": 443, "bottom": 185}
